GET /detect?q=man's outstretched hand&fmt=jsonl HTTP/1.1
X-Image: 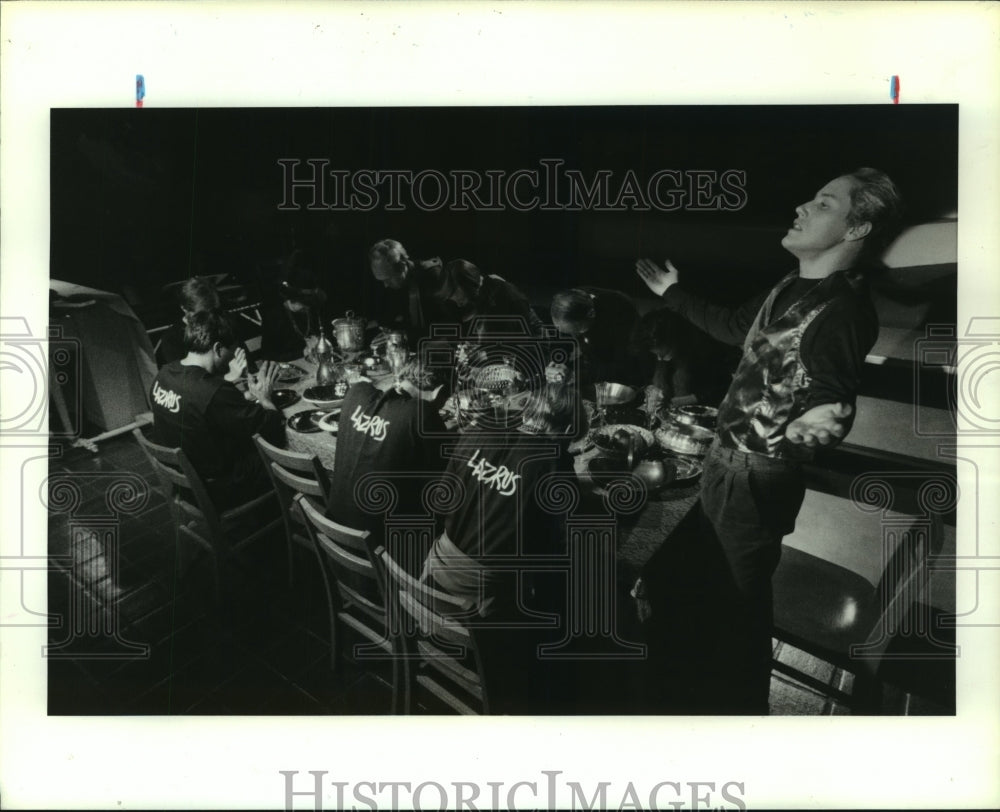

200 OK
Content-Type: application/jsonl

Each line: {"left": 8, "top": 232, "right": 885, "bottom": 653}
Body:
{"left": 785, "top": 402, "right": 853, "bottom": 447}
{"left": 635, "top": 258, "right": 680, "bottom": 297}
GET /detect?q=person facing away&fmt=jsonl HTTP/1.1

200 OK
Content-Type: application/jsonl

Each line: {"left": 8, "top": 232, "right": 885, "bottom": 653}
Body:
{"left": 421, "top": 381, "right": 579, "bottom": 618}
{"left": 150, "top": 309, "right": 285, "bottom": 509}
{"left": 430, "top": 258, "right": 544, "bottom": 339}
{"left": 419, "top": 381, "right": 581, "bottom": 713}
{"left": 368, "top": 238, "right": 446, "bottom": 342}
{"left": 630, "top": 306, "right": 735, "bottom": 410}
{"left": 158, "top": 277, "right": 251, "bottom": 383}
{"left": 327, "top": 358, "right": 448, "bottom": 572}
{"left": 549, "top": 286, "right": 647, "bottom": 390}
{"left": 635, "top": 167, "right": 902, "bottom": 713}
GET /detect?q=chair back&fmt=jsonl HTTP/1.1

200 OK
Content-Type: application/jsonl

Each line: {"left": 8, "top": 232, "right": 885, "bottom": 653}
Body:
{"left": 380, "top": 547, "right": 490, "bottom": 715}
{"left": 254, "top": 433, "right": 329, "bottom": 527}
{"left": 132, "top": 427, "right": 223, "bottom": 537}
{"left": 295, "top": 493, "right": 391, "bottom": 645}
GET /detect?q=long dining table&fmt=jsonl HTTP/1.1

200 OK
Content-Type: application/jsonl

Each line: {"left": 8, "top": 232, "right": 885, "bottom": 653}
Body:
{"left": 275, "top": 358, "right": 701, "bottom": 592}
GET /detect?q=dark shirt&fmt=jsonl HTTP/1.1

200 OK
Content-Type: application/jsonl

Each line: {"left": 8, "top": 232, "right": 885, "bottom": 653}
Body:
{"left": 571, "top": 287, "right": 646, "bottom": 389}
{"left": 149, "top": 361, "right": 284, "bottom": 499}
{"left": 328, "top": 382, "right": 447, "bottom": 533}
{"left": 442, "top": 432, "right": 572, "bottom": 563}
{"left": 661, "top": 272, "right": 878, "bottom": 411}
{"left": 375, "top": 258, "right": 446, "bottom": 342}
{"left": 464, "top": 275, "right": 545, "bottom": 339}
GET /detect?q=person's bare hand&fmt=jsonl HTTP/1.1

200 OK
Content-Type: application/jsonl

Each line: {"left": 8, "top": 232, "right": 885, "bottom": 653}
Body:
{"left": 225, "top": 347, "right": 248, "bottom": 382}
{"left": 785, "top": 402, "right": 853, "bottom": 447}
{"left": 635, "top": 258, "right": 680, "bottom": 297}
{"left": 248, "top": 360, "right": 281, "bottom": 409}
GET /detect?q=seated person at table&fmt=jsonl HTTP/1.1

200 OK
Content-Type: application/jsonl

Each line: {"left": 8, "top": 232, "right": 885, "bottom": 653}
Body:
{"left": 158, "top": 277, "right": 251, "bottom": 382}
{"left": 631, "top": 307, "right": 735, "bottom": 410}
{"left": 421, "top": 382, "right": 578, "bottom": 617}
{"left": 421, "top": 383, "right": 579, "bottom": 712}
{"left": 150, "top": 310, "right": 284, "bottom": 508}
{"left": 368, "top": 238, "right": 446, "bottom": 341}
{"left": 431, "top": 259, "right": 544, "bottom": 339}
{"left": 549, "top": 287, "right": 647, "bottom": 389}
{"left": 258, "top": 252, "right": 328, "bottom": 362}
{"left": 327, "top": 358, "right": 448, "bottom": 570}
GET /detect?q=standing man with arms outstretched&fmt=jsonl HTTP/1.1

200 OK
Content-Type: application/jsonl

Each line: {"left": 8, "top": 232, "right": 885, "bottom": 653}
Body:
{"left": 636, "top": 168, "right": 902, "bottom": 713}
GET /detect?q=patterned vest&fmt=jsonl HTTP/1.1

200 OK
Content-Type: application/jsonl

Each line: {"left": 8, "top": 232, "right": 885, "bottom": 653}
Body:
{"left": 716, "top": 270, "right": 856, "bottom": 460}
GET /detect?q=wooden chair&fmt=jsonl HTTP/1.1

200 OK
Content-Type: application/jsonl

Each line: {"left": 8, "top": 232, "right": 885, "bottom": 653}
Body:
{"left": 771, "top": 488, "right": 947, "bottom": 713}
{"left": 294, "top": 494, "right": 401, "bottom": 712}
{"left": 380, "top": 547, "right": 491, "bottom": 715}
{"left": 253, "top": 433, "right": 330, "bottom": 586}
{"left": 132, "top": 428, "right": 281, "bottom": 602}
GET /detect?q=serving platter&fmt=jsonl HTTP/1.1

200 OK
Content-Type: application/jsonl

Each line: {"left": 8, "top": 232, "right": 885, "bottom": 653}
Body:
{"left": 302, "top": 384, "right": 344, "bottom": 408}
{"left": 590, "top": 423, "right": 656, "bottom": 456}
{"left": 587, "top": 449, "right": 703, "bottom": 490}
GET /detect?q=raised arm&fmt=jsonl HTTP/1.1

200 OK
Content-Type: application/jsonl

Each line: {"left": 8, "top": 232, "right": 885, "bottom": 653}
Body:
{"left": 635, "top": 258, "right": 765, "bottom": 347}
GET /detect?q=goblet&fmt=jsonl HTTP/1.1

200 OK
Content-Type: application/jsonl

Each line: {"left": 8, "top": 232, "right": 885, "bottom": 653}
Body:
{"left": 386, "top": 344, "right": 409, "bottom": 389}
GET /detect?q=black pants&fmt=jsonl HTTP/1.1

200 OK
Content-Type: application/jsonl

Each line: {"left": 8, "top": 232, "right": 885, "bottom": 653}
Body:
{"left": 697, "top": 440, "right": 805, "bottom": 713}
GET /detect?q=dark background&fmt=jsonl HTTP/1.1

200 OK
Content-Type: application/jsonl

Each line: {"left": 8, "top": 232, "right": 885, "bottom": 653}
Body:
{"left": 51, "top": 105, "right": 958, "bottom": 325}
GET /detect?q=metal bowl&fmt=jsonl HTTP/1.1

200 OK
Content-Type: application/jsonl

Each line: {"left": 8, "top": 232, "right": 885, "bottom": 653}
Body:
{"left": 594, "top": 382, "right": 638, "bottom": 407}
{"left": 672, "top": 404, "right": 719, "bottom": 429}
{"left": 655, "top": 420, "right": 715, "bottom": 457}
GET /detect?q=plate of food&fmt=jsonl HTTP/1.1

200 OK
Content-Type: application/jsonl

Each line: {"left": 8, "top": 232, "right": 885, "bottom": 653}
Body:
{"left": 471, "top": 363, "right": 525, "bottom": 394}
{"left": 443, "top": 388, "right": 493, "bottom": 415}
{"left": 276, "top": 363, "right": 307, "bottom": 384}
{"left": 270, "top": 389, "right": 301, "bottom": 409}
{"left": 302, "top": 384, "right": 344, "bottom": 408}
{"left": 590, "top": 424, "right": 656, "bottom": 457}
{"left": 287, "top": 410, "right": 327, "bottom": 434}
